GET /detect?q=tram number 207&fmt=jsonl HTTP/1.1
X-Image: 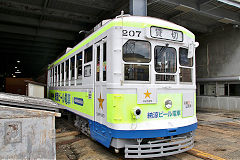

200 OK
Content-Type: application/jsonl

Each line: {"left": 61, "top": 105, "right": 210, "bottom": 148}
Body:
{"left": 122, "top": 30, "right": 141, "bottom": 37}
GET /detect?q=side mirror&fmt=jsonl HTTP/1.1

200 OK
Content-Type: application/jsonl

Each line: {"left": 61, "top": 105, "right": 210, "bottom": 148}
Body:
{"left": 188, "top": 43, "right": 194, "bottom": 58}
{"left": 188, "top": 42, "right": 199, "bottom": 58}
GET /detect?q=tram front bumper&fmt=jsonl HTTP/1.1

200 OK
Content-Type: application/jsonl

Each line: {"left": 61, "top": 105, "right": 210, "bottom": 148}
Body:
{"left": 125, "top": 131, "right": 194, "bottom": 158}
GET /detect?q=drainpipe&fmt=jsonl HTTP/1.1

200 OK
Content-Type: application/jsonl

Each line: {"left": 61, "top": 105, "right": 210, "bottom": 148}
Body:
{"left": 197, "top": 76, "right": 240, "bottom": 82}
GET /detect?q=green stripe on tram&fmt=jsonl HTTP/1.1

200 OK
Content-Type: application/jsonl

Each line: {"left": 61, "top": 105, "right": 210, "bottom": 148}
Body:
{"left": 107, "top": 93, "right": 183, "bottom": 124}
{"left": 49, "top": 90, "right": 94, "bottom": 117}
{"left": 49, "top": 19, "right": 195, "bottom": 69}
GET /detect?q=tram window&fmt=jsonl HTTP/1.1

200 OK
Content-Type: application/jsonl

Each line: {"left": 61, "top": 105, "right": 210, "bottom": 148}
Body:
{"left": 50, "top": 69, "right": 52, "bottom": 86}
{"left": 84, "top": 46, "right": 93, "bottom": 63}
{"left": 124, "top": 64, "right": 149, "bottom": 81}
{"left": 96, "top": 46, "right": 100, "bottom": 81}
{"left": 180, "top": 68, "right": 192, "bottom": 82}
{"left": 70, "top": 56, "right": 75, "bottom": 79}
{"left": 61, "top": 63, "right": 64, "bottom": 81}
{"left": 156, "top": 75, "right": 175, "bottom": 81}
{"left": 154, "top": 46, "right": 177, "bottom": 73}
{"left": 123, "top": 40, "right": 151, "bottom": 63}
{"left": 66, "top": 60, "right": 69, "bottom": 80}
{"left": 52, "top": 68, "right": 54, "bottom": 86}
{"left": 179, "top": 48, "right": 193, "bottom": 67}
{"left": 76, "top": 52, "right": 82, "bottom": 79}
{"left": 103, "top": 42, "right": 107, "bottom": 81}
{"left": 84, "top": 65, "right": 91, "bottom": 77}
{"left": 55, "top": 66, "right": 57, "bottom": 84}
{"left": 57, "top": 64, "right": 60, "bottom": 85}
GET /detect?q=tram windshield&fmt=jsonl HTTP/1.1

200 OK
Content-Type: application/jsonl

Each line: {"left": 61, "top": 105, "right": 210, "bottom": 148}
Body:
{"left": 123, "top": 40, "right": 151, "bottom": 63}
{"left": 123, "top": 40, "right": 151, "bottom": 81}
{"left": 122, "top": 39, "right": 194, "bottom": 83}
{"left": 154, "top": 46, "right": 177, "bottom": 73}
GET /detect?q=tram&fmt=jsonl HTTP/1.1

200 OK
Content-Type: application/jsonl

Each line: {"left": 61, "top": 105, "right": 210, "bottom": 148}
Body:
{"left": 47, "top": 14, "right": 199, "bottom": 158}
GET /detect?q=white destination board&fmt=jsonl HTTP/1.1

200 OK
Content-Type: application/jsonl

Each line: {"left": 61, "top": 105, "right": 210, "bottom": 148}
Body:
{"left": 150, "top": 26, "right": 183, "bottom": 42}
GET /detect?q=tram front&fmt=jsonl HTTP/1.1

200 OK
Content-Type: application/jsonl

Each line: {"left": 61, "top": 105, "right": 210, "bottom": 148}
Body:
{"left": 107, "top": 16, "right": 199, "bottom": 158}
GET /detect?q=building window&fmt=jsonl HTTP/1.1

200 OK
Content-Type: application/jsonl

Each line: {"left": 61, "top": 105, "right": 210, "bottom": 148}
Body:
{"left": 224, "top": 84, "right": 228, "bottom": 96}
{"left": 229, "top": 84, "right": 240, "bottom": 96}
{"left": 200, "top": 84, "right": 204, "bottom": 95}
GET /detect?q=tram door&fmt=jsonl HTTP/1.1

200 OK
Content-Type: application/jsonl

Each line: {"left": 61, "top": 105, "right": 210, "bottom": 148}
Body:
{"left": 94, "top": 39, "right": 107, "bottom": 131}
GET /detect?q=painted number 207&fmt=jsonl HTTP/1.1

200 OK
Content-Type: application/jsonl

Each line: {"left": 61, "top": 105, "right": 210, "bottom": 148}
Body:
{"left": 122, "top": 30, "right": 141, "bottom": 37}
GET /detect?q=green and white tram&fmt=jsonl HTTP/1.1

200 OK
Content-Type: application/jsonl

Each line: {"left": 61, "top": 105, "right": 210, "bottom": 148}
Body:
{"left": 48, "top": 14, "right": 199, "bottom": 158}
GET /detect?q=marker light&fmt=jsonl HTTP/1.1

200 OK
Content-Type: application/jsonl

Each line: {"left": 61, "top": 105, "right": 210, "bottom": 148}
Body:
{"left": 165, "top": 100, "right": 172, "bottom": 109}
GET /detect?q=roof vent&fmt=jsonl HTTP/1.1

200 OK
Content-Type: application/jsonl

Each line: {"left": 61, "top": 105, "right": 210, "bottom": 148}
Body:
{"left": 94, "top": 19, "right": 111, "bottom": 31}
{"left": 66, "top": 47, "right": 72, "bottom": 53}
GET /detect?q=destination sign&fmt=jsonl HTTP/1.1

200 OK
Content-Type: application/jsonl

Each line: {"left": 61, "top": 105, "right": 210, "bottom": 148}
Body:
{"left": 150, "top": 26, "right": 183, "bottom": 42}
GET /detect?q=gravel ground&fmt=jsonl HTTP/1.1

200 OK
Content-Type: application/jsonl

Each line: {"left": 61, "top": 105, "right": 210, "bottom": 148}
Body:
{"left": 56, "top": 109, "right": 240, "bottom": 160}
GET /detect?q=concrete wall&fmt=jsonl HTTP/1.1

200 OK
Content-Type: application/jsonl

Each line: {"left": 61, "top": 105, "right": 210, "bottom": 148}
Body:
{"left": 0, "top": 106, "right": 57, "bottom": 159}
{"left": 196, "top": 25, "right": 240, "bottom": 112}
{"left": 197, "top": 96, "right": 240, "bottom": 112}
{"left": 196, "top": 25, "right": 240, "bottom": 78}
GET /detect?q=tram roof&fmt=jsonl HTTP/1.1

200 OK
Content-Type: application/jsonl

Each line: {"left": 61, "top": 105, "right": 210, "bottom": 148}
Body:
{"left": 49, "top": 15, "right": 195, "bottom": 68}
{"left": 0, "top": 0, "right": 239, "bottom": 79}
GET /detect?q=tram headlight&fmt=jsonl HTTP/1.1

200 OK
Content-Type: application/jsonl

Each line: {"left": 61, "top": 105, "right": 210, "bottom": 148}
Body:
{"left": 133, "top": 107, "right": 142, "bottom": 119}
{"left": 165, "top": 100, "right": 172, "bottom": 109}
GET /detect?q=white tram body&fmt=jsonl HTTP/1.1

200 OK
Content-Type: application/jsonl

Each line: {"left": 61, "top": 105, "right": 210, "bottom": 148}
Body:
{"left": 48, "top": 15, "right": 199, "bottom": 158}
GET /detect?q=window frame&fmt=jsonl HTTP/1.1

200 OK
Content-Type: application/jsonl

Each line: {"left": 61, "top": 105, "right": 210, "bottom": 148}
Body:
{"left": 70, "top": 56, "right": 75, "bottom": 80}
{"left": 103, "top": 42, "right": 107, "bottom": 82}
{"left": 122, "top": 39, "right": 151, "bottom": 83}
{"left": 122, "top": 39, "right": 151, "bottom": 63}
{"left": 84, "top": 46, "right": 93, "bottom": 64}
{"left": 76, "top": 51, "right": 83, "bottom": 84}
{"left": 178, "top": 47, "right": 194, "bottom": 84}
{"left": 154, "top": 45, "right": 177, "bottom": 83}
{"left": 179, "top": 47, "right": 193, "bottom": 67}
{"left": 154, "top": 45, "right": 177, "bottom": 74}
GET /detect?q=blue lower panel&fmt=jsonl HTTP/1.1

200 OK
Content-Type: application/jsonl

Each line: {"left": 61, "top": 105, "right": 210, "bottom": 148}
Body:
{"left": 89, "top": 120, "right": 197, "bottom": 148}
{"left": 111, "top": 123, "right": 197, "bottom": 139}
{"left": 88, "top": 120, "right": 113, "bottom": 148}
